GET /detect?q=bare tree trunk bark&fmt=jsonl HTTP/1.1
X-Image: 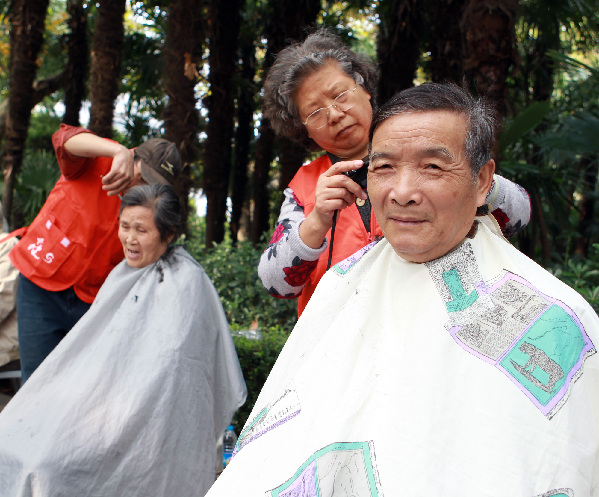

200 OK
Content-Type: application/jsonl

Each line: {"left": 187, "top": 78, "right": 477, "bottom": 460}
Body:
{"left": 376, "top": 0, "right": 423, "bottom": 104}
{"left": 530, "top": 187, "right": 551, "bottom": 262}
{"left": 462, "top": 0, "right": 518, "bottom": 120}
{"left": 278, "top": 139, "right": 306, "bottom": 194}
{"left": 576, "top": 157, "right": 597, "bottom": 257}
{"left": 230, "top": 41, "right": 256, "bottom": 244}
{"left": 0, "top": 71, "right": 67, "bottom": 144}
{"left": 88, "top": 0, "right": 126, "bottom": 138}
{"left": 63, "top": 0, "right": 88, "bottom": 126}
{"left": 249, "top": 0, "right": 321, "bottom": 244}
{"left": 250, "top": 124, "right": 274, "bottom": 245}
{"left": 203, "top": 0, "right": 243, "bottom": 247}
{"left": 163, "top": 0, "right": 204, "bottom": 236}
{"left": 430, "top": 0, "right": 467, "bottom": 84}
{"left": 2, "top": 0, "right": 50, "bottom": 225}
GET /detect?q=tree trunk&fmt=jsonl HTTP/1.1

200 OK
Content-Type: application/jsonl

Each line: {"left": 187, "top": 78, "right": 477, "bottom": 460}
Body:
{"left": 203, "top": 0, "right": 243, "bottom": 247}
{"left": 250, "top": 123, "right": 274, "bottom": 245}
{"left": 88, "top": 0, "right": 126, "bottom": 138}
{"left": 63, "top": 0, "right": 88, "bottom": 126}
{"left": 2, "top": 0, "right": 50, "bottom": 225}
{"left": 376, "top": 0, "right": 424, "bottom": 104}
{"left": 0, "top": 71, "right": 68, "bottom": 145}
{"left": 575, "top": 157, "right": 597, "bottom": 257}
{"left": 430, "top": 0, "right": 467, "bottom": 84}
{"left": 249, "top": 0, "right": 321, "bottom": 244}
{"left": 462, "top": 0, "right": 518, "bottom": 120}
{"left": 278, "top": 138, "right": 306, "bottom": 194}
{"left": 527, "top": 11, "right": 560, "bottom": 256}
{"left": 230, "top": 41, "right": 256, "bottom": 244}
{"left": 162, "top": 0, "right": 204, "bottom": 236}
{"left": 530, "top": 186, "right": 551, "bottom": 262}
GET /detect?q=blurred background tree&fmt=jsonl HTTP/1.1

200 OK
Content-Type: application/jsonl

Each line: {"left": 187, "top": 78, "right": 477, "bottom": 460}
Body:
{"left": 0, "top": 0, "right": 597, "bottom": 429}
{"left": 0, "top": 0, "right": 596, "bottom": 319}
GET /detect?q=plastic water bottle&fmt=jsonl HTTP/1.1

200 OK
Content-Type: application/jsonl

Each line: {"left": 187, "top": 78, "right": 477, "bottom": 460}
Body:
{"left": 222, "top": 425, "right": 237, "bottom": 468}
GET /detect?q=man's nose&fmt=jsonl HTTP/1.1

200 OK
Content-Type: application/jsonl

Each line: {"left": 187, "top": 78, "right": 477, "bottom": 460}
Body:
{"left": 390, "top": 169, "right": 421, "bottom": 206}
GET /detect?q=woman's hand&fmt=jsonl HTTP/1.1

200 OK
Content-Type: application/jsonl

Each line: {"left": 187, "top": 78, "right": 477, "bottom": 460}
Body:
{"left": 299, "top": 159, "right": 367, "bottom": 249}
{"left": 63, "top": 132, "right": 135, "bottom": 196}
{"left": 101, "top": 147, "right": 135, "bottom": 196}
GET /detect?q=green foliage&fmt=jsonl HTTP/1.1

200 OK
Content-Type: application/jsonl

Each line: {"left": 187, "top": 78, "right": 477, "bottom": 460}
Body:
{"left": 230, "top": 327, "right": 289, "bottom": 430}
{"left": 13, "top": 150, "right": 60, "bottom": 225}
{"left": 26, "top": 110, "right": 62, "bottom": 152}
{"left": 549, "top": 244, "right": 599, "bottom": 313}
{"left": 186, "top": 230, "right": 297, "bottom": 331}
{"left": 498, "top": 101, "right": 552, "bottom": 152}
{"left": 0, "top": 147, "right": 60, "bottom": 227}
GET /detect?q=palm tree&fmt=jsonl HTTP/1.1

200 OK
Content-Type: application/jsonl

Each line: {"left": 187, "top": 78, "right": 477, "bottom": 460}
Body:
{"left": 461, "top": 0, "right": 518, "bottom": 119}
{"left": 63, "top": 0, "right": 88, "bottom": 126}
{"left": 230, "top": 34, "right": 257, "bottom": 244}
{"left": 88, "top": 0, "right": 126, "bottom": 138}
{"left": 249, "top": 0, "right": 321, "bottom": 245}
{"left": 203, "top": 0, "right": 244, "bottom": 247}
{"left": 162, "top": 0, "right": 204, "bottom": 234}
{"left": 430, "top": 0, "right": 467, "bottom": 84}
{"left": 2, "top": 0, "right": 50, "bottom": 224}
{"left": 376, "top": 0, "right": 423, "bottom": 103}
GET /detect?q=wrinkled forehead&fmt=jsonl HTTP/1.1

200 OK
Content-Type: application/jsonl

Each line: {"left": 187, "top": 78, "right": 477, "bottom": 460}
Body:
{"left": 371, "top": 110, "right": 468, "bottom": 148}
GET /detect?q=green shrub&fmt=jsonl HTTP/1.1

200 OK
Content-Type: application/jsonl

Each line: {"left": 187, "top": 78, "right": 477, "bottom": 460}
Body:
{"left": 230, "top": 327, "right": 289, "bottom": 430}
{"left": 185, "top": 232, "right": 297, "bottom": 331}
{"left": 548, "top": 243, "right": 599, "bottom": 313}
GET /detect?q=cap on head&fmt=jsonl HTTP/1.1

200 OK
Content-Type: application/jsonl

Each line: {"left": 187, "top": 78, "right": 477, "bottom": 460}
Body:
{"left": 134, "top": 138, "right": 182, "bottom": 186}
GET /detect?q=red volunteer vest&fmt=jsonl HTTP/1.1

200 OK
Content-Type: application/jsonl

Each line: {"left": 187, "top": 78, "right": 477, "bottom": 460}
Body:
{"left": 289, "top": 154, "right": 382, "bottom": 315}
{"left": 9, "top": 155, "right": 123, "bottom": 304}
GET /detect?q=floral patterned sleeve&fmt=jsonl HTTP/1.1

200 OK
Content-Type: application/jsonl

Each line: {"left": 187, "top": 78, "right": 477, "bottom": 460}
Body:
{"left": 258, "top": 187, "right": 328, "bottom": 299}
{"left": 486, "top": 174, "right": 532, "bottom": 238}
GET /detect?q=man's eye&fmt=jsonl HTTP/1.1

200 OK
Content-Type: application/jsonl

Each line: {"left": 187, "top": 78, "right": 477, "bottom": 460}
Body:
{"left": 426, "top": 163, "right": 442, "bottom": 170}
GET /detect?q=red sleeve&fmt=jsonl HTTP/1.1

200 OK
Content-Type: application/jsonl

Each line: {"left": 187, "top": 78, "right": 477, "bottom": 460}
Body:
{"left": 51, "top": 124, "right": 96, "bottom": 180}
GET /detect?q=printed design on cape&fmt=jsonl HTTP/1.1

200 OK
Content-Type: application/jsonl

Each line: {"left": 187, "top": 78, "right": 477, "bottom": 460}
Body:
{"left": 267, "top": 441, "right": 384, "bottom": 497}
{"left": 236, "top": 389, "right": 301, "bottom": 454}
{"left": 534, "top": 489, "right": 574, "bottom": 497}
{"left": 426, "top": 241, "right": 595, "bottom": 419}
{"left": 334, "top": 240, "right": 378, "bottom": 276}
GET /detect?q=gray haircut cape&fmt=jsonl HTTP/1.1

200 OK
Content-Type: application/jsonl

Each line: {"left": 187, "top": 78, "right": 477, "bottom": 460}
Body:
{"left": 0, "top": 246, "right": 247, "bottom": 496}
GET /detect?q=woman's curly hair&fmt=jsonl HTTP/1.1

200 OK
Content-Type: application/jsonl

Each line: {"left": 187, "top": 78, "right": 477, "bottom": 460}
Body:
{"left": 263, "top": 28, "right": 379, "bottom": 150}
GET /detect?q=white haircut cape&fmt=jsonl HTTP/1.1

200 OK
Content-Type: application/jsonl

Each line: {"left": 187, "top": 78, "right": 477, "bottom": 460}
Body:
{"left": 0, "top": 246, "right": 247, "bottom": 497}
{"left": 207, "top": 218, "right": 599, "bottom": 497}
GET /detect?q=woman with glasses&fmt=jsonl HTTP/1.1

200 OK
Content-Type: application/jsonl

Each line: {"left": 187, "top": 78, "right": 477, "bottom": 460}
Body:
{"left": 258, "top": 29, "right": 531, "bottom": 317}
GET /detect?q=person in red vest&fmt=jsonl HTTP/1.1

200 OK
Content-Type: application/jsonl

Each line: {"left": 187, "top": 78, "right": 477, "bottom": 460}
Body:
{"left": 9, "top": 124, "right": 181, "bottom": 382}
{"left": 258, "top": 29, "right": 532, "bottom": 317}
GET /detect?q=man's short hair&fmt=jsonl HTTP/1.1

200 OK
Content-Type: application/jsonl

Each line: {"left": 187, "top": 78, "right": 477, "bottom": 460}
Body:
{"left": 369, "top": 83, "right": 500, "bottom": 176}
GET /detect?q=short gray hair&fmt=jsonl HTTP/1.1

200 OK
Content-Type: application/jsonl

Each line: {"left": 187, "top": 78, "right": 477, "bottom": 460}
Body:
{"left": 120, "top": 184, "right": 181, "bottom": 242}
{"left": 369, "top": 82, "right": 499, "bottom": 176}
{"left": 263, "top": 28, "right": 379, "bottom": 150}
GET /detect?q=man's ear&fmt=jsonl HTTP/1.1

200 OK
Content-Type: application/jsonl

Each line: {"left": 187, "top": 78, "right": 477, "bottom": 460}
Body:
{"left": 475, "top": 159, "right": 496, "bottom": 206}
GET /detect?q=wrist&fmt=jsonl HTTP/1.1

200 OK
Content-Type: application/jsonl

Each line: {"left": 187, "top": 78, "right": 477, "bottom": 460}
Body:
{"left": 299, "top": 212, "right": 331, "bottom": 249}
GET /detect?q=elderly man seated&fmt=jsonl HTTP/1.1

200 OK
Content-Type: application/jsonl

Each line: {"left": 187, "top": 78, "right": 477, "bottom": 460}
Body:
{"left": 205, "top": 83, "right": 599, "bottom": 496}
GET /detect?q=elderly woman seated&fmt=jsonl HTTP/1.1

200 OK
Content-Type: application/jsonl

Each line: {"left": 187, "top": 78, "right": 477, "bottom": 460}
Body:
{"left": 0, "top": 184, "right": 247, "bottom": 497}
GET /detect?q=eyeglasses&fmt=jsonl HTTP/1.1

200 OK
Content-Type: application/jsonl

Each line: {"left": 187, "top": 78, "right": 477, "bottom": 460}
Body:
{"left": 302, "top": 84, "right": 359, "bottom": 129}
